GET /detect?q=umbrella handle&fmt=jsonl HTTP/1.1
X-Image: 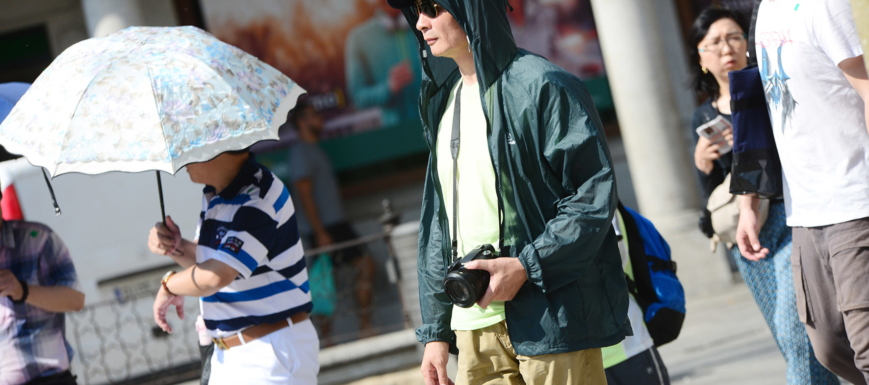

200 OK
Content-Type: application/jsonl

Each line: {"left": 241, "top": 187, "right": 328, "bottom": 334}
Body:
{"left": 155, "top": 172, "right": 184, "bottom": 257}
{"left": 41, "top": 169, "right": 61, "bottom": 216}
{"left": 156, "top": 171, "right": 166, "bottom": 226}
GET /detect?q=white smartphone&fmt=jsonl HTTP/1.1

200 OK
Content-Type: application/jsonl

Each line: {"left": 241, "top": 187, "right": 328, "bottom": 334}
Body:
{"left": 695, "top": 115, "right": 733, "bottom": 155}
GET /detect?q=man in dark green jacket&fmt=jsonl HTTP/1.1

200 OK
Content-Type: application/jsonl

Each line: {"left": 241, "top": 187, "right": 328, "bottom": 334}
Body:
{"left": 387, "top": 0, "right": 630, "bottom": 384}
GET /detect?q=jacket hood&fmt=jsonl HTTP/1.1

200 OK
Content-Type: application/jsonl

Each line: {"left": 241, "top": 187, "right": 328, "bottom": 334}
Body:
{"left": 400, "top": 0, "right": 519, "bottom": 92}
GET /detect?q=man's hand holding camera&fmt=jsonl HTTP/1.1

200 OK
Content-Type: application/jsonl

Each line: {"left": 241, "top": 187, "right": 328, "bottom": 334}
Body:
{"left": 463, "top": 258, "right": 527, "bottom": 309}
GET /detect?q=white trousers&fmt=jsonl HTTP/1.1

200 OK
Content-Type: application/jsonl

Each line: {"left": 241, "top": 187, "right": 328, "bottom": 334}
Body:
{"left": 208, "top": 319, "right": 320, "bottom": 384}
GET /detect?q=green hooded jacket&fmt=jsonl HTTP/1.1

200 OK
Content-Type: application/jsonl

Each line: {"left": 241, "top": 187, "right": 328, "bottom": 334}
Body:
{"left": 401, "top": 0, "right": 631, "bottom": 356}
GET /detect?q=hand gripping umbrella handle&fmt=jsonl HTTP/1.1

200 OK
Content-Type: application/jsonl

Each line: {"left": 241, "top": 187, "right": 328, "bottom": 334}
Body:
{"left": 155, "top": 172, "right": 183, "bottom": 257}
{"left": 156, "top": 171, "right": 166, "bottom": 226}
{"left": 41, "top": 168, "right": 61, "bottom": 216}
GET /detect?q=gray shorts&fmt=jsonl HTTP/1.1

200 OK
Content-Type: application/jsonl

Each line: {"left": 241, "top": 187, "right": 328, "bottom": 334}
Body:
{"left": 793, "top": 217, "right": 869, "bottom": 384}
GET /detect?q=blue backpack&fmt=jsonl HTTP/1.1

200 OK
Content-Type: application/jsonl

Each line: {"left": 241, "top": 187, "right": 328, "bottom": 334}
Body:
{"left": 617, "top": 202, "right": 686, "bottom": 346}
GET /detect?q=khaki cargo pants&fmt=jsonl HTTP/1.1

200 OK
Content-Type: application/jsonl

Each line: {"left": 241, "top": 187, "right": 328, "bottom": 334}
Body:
{"left": 793, "top": 217, "right": 869, "bottom": 385}
{"left": 455, "top": 320, "right": 606, "bottom": 385}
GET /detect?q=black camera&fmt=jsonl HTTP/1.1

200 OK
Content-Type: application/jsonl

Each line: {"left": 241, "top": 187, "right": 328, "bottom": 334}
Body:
{"left": 443, "top": 244, "right": 499, "bottom": 308}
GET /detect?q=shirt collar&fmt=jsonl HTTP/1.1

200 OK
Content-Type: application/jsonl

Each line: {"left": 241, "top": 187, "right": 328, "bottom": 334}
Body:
{"left": 203, "top": 154, "right": 260, "bottom": 200}
{"left": 0, "top": 220, "right": 15, "bottom": 249}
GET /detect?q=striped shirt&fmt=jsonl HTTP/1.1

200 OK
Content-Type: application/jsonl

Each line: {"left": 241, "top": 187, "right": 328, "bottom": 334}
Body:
{"left": 195, "top": 157, "right": 311, "bottom": 336}
{"left": 0, "top": 221, "right": 79, "bottom": 385}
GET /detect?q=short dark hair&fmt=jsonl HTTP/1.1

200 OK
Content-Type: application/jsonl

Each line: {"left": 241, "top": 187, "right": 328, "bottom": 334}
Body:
{"left": 689, "top": 7, "right": 749, "bottom": 99}
{"left": 227, "top": 149, "right": 249, "bottom": 156}
{"left": 288, "top": 98, "right": 313, "bottom": 129}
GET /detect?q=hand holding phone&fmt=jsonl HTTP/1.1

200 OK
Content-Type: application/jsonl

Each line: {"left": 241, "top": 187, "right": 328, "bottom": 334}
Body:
{"left": 696, "top": 115, "right": 733, "bottom": 155}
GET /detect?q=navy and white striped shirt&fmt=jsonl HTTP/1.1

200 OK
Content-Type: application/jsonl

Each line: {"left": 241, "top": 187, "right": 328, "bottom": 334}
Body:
{"left": 194, "top": 157, "right": 311, "bottom": 336}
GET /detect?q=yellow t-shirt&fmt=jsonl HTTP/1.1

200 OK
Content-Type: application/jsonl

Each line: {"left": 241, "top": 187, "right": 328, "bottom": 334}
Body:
{"left": 435, "top": 79, "right": 506, "bottom": 331}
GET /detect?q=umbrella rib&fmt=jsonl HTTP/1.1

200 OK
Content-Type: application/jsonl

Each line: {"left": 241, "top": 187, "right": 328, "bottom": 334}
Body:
{"left": 56, "top": 36, "right": 158, "bottom": 177}
{"left": 145, "top": 65, "right": 175, "bottom": 174}
{"left": 56, "top": 60, "right": 118, "bottom": 178}
{"left": 171, "top": 50, "right": 271, "bottom": 123}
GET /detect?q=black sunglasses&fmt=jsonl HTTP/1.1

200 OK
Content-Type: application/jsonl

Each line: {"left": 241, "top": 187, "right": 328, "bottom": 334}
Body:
{"left": 413, "top": 0, "right": 443, "bottom": 18}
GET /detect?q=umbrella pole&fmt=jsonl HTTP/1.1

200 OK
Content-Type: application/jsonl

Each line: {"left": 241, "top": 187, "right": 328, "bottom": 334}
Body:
{"left": 156, "top": 171, "right": 166, "bottom": 225}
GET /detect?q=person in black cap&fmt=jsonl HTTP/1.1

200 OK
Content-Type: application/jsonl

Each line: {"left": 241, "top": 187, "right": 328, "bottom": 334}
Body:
{"left": 388, "top": 1, "right": 630, "bottom": 384}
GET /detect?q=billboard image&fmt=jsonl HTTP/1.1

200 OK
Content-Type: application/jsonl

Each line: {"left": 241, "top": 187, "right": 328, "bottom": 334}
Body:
{"left": 200, "top": 0, "right": 611, "bottom": 171}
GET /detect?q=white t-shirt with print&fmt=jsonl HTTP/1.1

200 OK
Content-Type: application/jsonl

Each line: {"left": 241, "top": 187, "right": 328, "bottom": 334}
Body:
{"left": 755, "top": 0, "right": 867, "bottom": 227}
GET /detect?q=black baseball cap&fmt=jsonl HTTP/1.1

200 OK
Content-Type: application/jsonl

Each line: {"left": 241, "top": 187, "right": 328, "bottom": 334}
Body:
{"left": 386, "top": 0, "right": 417, "bottom": 9}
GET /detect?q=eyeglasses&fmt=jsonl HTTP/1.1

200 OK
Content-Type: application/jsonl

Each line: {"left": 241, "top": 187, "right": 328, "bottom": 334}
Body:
{"left": 413, "top": 0, "right": 443, "bottom": 18}
{"left": 698, "top": 33, "right": 747, "bottom": 54}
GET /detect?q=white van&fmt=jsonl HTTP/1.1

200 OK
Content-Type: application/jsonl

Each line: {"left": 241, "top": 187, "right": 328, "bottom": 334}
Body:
{"left": 0, "top": 158, "right": 205, "bottom": 384}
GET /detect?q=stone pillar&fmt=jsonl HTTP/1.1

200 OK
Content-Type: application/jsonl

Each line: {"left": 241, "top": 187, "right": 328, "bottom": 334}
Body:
{"left": 852, "top": 0, "right": 869, "bottom": 74}
{"left": 82, "top": 0, "right": 144, "bottom": 37}
{"left": 590, "top": 0, "right": 700, "bottom": 229}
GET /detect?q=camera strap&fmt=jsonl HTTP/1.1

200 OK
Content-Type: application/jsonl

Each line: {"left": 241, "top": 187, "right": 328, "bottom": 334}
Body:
{"left": 449, "top": 82, "right": 462, "bottom": 262}
{"left": 449, "top": 81, "right": 509, "bottom": 261}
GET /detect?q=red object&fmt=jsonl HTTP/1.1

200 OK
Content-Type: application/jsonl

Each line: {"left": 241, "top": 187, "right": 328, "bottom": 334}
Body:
{"left": 508, "top": 0, "right": 525, "bottom": 26}
{"left": 2, "top": 185, "right": 24, "bottom": 220}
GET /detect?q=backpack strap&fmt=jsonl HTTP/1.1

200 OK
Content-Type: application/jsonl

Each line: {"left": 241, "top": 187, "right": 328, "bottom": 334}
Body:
{"left": 647, "top": 256, "right": 678, "bottom": 273}
{"left": 617, "top": 202, "right": 658, "bottom": 305}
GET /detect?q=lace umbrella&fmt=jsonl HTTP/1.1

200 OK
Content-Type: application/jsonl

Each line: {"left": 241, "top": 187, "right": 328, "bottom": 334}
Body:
{"left": 0, "top": 26, "right": 305, "bottom": 218}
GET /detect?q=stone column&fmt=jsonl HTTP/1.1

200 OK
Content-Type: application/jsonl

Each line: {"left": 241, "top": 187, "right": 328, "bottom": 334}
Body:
{"left": 82, "top": 0, "right": 144, "bottom": 37}
{"left": 590, "top": 0, "right": 700, "bottom": 229}
{"left": 852, "top": 0, "right": 869, "bottom": 73}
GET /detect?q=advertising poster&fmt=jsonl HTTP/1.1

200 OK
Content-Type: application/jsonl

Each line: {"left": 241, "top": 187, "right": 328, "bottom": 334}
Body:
{"left": 692, "top": 0, "right": 757, "bottom": 17}
{"left": 200, "top": 0, "right": 613, "bottom": 172}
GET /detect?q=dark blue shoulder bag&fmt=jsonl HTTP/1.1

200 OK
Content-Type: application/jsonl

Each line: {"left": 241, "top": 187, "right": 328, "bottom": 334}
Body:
{"left": 728, "top": 0, "right": 783, "bottom": 198}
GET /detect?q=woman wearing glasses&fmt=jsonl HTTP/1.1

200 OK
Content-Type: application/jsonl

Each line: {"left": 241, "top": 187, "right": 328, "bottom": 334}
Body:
{"left": 689, "top": 8, "right": 837, "bottom": 385}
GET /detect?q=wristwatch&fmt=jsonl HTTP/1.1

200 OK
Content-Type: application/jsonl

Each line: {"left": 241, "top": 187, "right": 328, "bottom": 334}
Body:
{"left": 161, "top": 270, "right": 177, "bottom": 296}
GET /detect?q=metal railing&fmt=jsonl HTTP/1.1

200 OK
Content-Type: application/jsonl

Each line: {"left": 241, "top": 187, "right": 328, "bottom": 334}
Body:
{"left": 65, "top": 200, "right": 413, "bottom": 384}
{"left": 67, "top": 291, "right": 202, "bottom": 385}
{"left": 301, "top": 201, "right": 411, "bottom": 345}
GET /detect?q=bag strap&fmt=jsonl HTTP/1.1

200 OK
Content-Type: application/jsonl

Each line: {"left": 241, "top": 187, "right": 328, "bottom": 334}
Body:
{"left": 616, "top": 202, "right": 658, "bottom": 305}
{"left": 648, "top": 256, "right": 678, "bottom": 273}
{"left": 747, "top": 0, "right": 762, "bottom": 66}
{"left": 731, "top": 94, "right": 767, "bottom": 112}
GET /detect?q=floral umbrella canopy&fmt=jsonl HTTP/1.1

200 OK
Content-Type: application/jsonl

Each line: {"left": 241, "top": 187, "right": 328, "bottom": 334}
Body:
{"left": 0, "top": 26, "right": 305, "bottom": 177}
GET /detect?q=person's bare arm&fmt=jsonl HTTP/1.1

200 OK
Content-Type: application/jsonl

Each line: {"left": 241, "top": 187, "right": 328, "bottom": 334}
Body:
{"left": 0, "top": 270, "right": 84, "bottom": 312}
{"left": 736, "top": 195, "right": 770, "bottom": 261}
{"left": 294, "top": 178, "right": 333, "bottom": 247}
{"left": 165, "top": 259, "right": 239, "bottom": 298}
{"left": 839, "top": 55, "right": 869, "bottom": 135}
{"left": 24, "top": 286, "right": 85, "bottom": 312}
{"left": 153, "top": 259, "right": 239, "bottom": 333}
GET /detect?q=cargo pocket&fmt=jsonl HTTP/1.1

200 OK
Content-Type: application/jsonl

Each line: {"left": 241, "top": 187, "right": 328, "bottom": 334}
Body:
{"left": 792, "top": 247, "right": 812, "bottom": 325}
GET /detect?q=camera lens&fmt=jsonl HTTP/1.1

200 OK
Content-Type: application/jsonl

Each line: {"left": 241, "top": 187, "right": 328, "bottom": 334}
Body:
{"left": 445, "top": 279, "right": 471, "bottom": 303}
{"left": 444, "top": 273, "right": 480, "bottom": 308}
{"left": 444, "top": 269, "right": 490, "bottom": 308}
{"left": 442, "top": 245, "right": 497, "bottom": 308}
